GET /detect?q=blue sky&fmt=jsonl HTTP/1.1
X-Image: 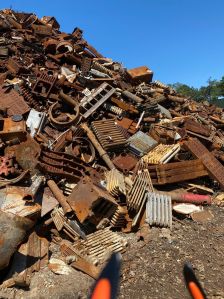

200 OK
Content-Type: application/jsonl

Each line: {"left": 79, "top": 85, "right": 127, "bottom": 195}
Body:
{"left": 1, "top": 0, "right": 224, "bottom": 87}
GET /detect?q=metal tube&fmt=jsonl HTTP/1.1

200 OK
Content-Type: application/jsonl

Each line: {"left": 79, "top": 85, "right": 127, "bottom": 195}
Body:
{"left": 157, "top": 191, "right": 211, "bottom": 205}
{"left": 81, "top": 123, "right": 115, "bottom": 170}
{"left": 122, "top": 90, "right": 143, "bottom": 104}
{"left": 59, "top": 90, "right": 78, "bottom": 108}
{"left": 47, "top": 180, "right": 72, "bottom": 214}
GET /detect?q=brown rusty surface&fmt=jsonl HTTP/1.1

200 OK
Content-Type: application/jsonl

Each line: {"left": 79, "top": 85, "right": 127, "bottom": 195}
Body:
{"left": 0, "top": 86, "right": 30, "bottom": 116}
{"left": 67, "top": 176, "right": 117, "bottom": 225}
{"left": 184, "top": 119, "right": 211, "bottom": 137}
{"left": 6, "top": 58, "right": 24, "bottom": 74}
{"left": 7, "top": 135, "right": 41, "bottom": 172}
{"left": 127, "top": 66, "right": 153, "bottom": 83}
{"left": 185, "top": 138, "right": 224, "bottom": 190}
{"left": 32, "top": 24, "right": 52, "bottom": 35}
{"left": 112, "top": 153, "right": 138, "bottom": 173}
{"left": 92, "top": 119, "right": 128, "bottom": 151}
{"left": 148, "top": 159, "right": 208, "bottom": 185}
{"left": 116, "top": 117, "right": 138, "bottom": 135}
{"left": 0, "top": 118, "right": 26, "bottom": 139}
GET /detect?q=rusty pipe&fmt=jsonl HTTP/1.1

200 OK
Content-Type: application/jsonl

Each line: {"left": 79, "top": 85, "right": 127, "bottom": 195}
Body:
{"left": 122, "top": 90, "right": 143, "bottom": 104}
{"left": 47, "top": 180, "right": 72, "bottom": 214}
{"left": 157, "top": 191, "right": 211, "bottom": 205}
{"left": 167, "top": 95, "right": 186, "bottom": 104}
{"left": 59, "top": 90, "right": 79, "bottom": 108}
{"left": 210, "top": 116, "right": 224, "bottom": 125}
{"left": 81, "top": 123, "right": 115, "bottom": 170}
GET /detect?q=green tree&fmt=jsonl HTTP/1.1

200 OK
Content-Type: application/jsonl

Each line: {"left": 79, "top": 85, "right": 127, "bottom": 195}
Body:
{"left": 169, "top": 76, "right": 224, "bottom": 107}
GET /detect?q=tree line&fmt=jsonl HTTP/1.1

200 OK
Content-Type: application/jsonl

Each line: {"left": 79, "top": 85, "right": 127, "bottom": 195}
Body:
{"left": 169, "top": 76, "right": 224, "bottom": 107}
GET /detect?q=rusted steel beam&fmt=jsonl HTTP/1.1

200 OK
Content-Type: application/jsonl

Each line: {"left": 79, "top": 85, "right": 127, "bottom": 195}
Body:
{"left": 184, "top": 138, "right": 224, "bottom": 190}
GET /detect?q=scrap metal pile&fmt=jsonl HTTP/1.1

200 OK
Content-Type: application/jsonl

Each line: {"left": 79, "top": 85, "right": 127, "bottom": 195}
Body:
{"left": 0, "top": 9, "right": 224, "bottom": 287}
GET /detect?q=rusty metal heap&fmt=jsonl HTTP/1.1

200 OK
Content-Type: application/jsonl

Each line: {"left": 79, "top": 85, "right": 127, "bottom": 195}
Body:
{"left": 0, "top": 8, "right": 223, "bottom": 288}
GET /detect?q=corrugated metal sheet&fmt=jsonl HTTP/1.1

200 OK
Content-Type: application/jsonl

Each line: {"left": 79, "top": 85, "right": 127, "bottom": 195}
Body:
{"left": 146, "top": 192, "right": 172, "bottom": 229}
{"left": 128, "top": 131, "right": 158, "bottom": 157}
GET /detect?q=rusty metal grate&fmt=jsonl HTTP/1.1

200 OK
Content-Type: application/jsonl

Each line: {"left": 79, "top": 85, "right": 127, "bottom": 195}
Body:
{"left": 127, "top": 169, "right": 154, "bottom": 212}
{"left": 105, "top": 169, "right": 126, "bottom": 197}
{"left": 92, "top": 119, "right": 127, "bottom": 151}
{"left": 79, "top": 83, "right": 115, "bottom": 119}
{"left": 73, "top": 227, "right": 128, "bottom": 263}
{"left": 110, "top": 206, "right": 127, "bottom": 228}
{"left": 128, "top": 131, "right": 158, "bottom": 157}
{"left": 32, "top": 71, "right": 57, "bottom": 98}
{"left": 0, "top": 86, "right": 30, "bottom": 116}
{"left": 141, "top": 143, "right": 180, "bottom": 164}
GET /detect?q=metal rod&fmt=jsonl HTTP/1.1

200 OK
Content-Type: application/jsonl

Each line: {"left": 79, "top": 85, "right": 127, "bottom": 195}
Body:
{"left": 47, "top": 180, "right": 72, "bottom": 214}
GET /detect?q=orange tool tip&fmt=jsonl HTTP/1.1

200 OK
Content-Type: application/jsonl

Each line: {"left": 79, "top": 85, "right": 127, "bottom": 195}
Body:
{"left": 91, "top": 278, "right": 111, "bottom": 299}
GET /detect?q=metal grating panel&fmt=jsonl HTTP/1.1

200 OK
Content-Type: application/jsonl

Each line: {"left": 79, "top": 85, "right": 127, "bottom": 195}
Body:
{"left": 105, "top": 169, "right": 126, "bottom": 197}
{"left": 185, "top": 138, "right": 224, "bottom": 190}
{"left": 128, "top": 131, "right": 158, "bottom": 157}
{"left": 141, "top": 143, "right": 180, "bottom": 164}
{"left": 110, "top": 206, "right": 127, "bottom": 228}
{"left": 127, "top": 169, "right": 154, "bottom": 212}
{"left": 73, "top": 227, "right": 127, "bottom": 263}
{"left": 92, "top": 119, "right": 127, "bottom": 151}
{"left": 146, "top": 192, "right": 172, "bottom": 229}
{"left": 79, "top": 83, "right": 116, "bottom": 119}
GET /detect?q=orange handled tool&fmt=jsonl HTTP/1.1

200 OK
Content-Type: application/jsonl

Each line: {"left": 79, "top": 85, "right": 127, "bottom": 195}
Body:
{"left": 89, "top": 253, "right": 121, "bottom": 299}
{"left": 183, "top": 262, "right": 207, "bottom": 299}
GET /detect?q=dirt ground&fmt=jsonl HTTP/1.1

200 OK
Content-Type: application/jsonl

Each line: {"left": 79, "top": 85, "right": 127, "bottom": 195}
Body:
{"left": 0, "top": 205, "right": 223, "bottom": 299}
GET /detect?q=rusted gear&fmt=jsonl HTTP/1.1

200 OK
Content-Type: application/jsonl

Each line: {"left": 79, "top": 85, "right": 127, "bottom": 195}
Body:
{"left": 0, "top": 155, "right": 15, "bottom": 176}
